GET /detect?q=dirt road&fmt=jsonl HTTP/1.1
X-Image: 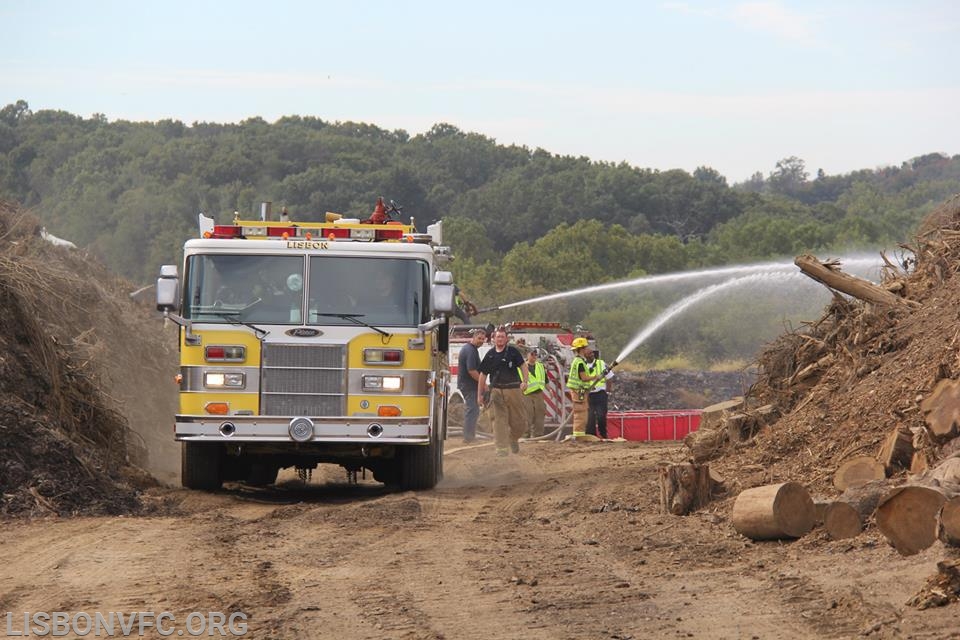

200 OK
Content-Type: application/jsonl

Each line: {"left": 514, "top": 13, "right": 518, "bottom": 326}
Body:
{"left": 1, "top": 442, "right": 957, "bottom": 639}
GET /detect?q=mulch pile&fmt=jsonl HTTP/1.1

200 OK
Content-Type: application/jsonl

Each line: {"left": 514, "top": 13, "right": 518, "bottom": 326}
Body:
{"left": 705, "top": 194, "right": 960, "bottom": 496}
{"left": 0, "top": 201, "right": 174, "bottom": 517}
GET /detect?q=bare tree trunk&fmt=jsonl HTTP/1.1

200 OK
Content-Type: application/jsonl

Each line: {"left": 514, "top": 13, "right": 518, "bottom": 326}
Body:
{"left": 794, "top": 254, "right": 916, "bottom": 308}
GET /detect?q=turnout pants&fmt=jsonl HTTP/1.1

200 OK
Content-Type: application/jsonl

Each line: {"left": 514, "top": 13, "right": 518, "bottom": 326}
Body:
{"left": 571, "top": 395, "right": 589, "bottom": 436}
{"left": 490, "top": 387, "right": 527, "bottom": 450}
{"left": 524, "top": 391, "right": 546, "bottom": 438}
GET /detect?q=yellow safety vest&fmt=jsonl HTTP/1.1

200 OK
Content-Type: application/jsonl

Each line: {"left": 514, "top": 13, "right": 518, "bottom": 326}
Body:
{"left": 524, "top": 361, "right": 546, "bottom": 395}
{"left": 566, "top": 356, "right": 592, "bottom": 392}
{"left": 588, "top": 359, "right": 607, "bottom": 392}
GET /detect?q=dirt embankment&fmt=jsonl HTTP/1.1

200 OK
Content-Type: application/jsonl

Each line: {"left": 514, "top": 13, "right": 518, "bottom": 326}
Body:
{"left": 0, "top": 201, "right": 179, "bottom": 517}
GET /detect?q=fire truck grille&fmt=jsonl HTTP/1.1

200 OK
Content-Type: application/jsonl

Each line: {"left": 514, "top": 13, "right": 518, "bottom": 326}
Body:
{"left": 261, "top": 344, "right": 346, "bottom": 416}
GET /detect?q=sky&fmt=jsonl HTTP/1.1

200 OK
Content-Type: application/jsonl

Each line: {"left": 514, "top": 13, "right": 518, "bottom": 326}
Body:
{"left": 1, "top": 0, "right": 958, "bottom": 183}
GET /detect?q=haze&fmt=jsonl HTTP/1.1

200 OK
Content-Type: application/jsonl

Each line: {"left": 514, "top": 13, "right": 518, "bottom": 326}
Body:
{"left": 1, "top": 0, "right": 958, "bottom": 182}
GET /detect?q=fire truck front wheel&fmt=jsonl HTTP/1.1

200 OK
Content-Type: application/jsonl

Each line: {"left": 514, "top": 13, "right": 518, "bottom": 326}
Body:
{"left": 181, "top": 442, "right": 224, "bottom": 490}
{"left": 399, "top": 440, "right": 439, "bottom": 491}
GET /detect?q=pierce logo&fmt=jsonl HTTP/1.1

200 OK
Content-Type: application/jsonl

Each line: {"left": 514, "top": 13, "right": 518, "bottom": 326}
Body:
{"left": 285, "top": 328, "right": 322, "bottom": 337}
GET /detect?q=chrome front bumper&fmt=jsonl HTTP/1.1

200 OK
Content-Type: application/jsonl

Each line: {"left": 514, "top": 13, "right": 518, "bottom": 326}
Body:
{"left": 175, "top": 415, "right": 432, "bottom": 444}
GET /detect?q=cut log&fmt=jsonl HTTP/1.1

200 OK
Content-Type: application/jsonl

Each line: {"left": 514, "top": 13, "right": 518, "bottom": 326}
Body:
{"left": 658, "top": 463, "right": 714, "bottom": 515}
{"left": 683, "top": 427, "right": 728, "bottom": 463}
{"left": 876, "top": 485, "right": 947, "bottom": 556}
{"left": 812, "top": 499, "right": 831, "bottom": 526}
{"left": 724, "top": 413, "right": 750, "bottom": 443}
{"left": 921, "top": 379, "right": 960, "bottom": 440}
{"left": 823, "top": 479, "right": 889, "bottom": 540}
{"left": 833, "top": 455, "right": 886, "bottom": 491}
{"left": 824, "top": 502, "right": 862, "bottom": 539}
{"left": 838, "top": 479, "right": 888, "bottom": 514}
{"left": 877, "top": 426, "right": 914, "bottom": 472}
{"left": 708, "top": 467, "right": 725, "bottom": 492}
{"left": 794, "top": 254, "right": 915, "bottom": 308}
{"left": 731, "top": 482, "right": 815, "bottom": 540}
{"left": 699, "top": 397, "right": 745, "bottom": 429}
{"left": 937, "top": 497, "right": 960, "bottom": 547}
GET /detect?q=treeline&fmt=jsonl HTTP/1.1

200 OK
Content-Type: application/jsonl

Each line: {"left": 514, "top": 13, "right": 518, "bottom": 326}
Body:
{"left": 2, "top": 99, "right": 958, "bottom": 365}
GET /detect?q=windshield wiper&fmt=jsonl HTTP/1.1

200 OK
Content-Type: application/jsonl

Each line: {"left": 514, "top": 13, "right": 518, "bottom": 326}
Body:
{"left": 206, "top": 310, "right": 269, "bottom": 339}
{"left": 313, "top": 312, "right": 391, "bottom": 338}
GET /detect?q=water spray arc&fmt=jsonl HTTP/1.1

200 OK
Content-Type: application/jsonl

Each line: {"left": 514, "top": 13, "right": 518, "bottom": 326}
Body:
{"left": 474, "top": 256, "right": 880, "bottom": 315}
{"left": 585, "top": 271, "right": 807, "bottom": 383}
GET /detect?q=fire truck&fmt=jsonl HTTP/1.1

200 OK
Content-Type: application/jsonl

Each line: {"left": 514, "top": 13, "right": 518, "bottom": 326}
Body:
{"left": 155, "top": 200, "right": 455, "bottom": 491}
{"left": 448, "top": 321, "right": 595, "bottom": 437}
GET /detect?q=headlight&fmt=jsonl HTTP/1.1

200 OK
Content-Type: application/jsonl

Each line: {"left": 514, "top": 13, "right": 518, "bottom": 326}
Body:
{"left": 204, "top": 372, "right": 246, "bottom": 388}
{"left": 362, "top": 375, "right": 403, "bottom": 391}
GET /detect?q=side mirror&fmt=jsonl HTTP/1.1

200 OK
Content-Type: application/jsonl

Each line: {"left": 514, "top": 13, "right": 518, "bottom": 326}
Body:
{"left": 431, "top": 270, "right": 455, "bottom": 314}
{"left": 156, "top": 264, "right": 180, "bottom": 312}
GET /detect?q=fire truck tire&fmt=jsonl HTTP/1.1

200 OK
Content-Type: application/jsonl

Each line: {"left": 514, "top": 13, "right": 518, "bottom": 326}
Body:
{"left": 181, "top": 443, "right": 223, "bottom": 490}
{"left": 399, "top": 441, "right": 439, "bottom": 491}
{"left": 371, "top": 461, "right": 400, "bottom": 486}
{"left": 246, "top": 461, "right": 279, "bottom": 487}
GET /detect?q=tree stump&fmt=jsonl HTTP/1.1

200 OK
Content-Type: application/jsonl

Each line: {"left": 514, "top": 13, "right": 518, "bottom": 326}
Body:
{"left": 658, "top": 463, "right": 714, "bottom": 515}
{"left": 833, "top": 455, "right": 886, "bottom": 491}
{"left": 731, "top": 482, "right": 815, "bottom": 540}
{"left": 876, "top": 486, "right": 947, "bottom": 556}
{"left": 937, "top": 497, "right": 960, "bottom": 547}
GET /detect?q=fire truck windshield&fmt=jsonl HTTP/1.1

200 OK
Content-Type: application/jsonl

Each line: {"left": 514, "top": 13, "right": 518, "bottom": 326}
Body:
{"left": 306, "top": 256, "right": 429, "bottom": 327}
{"left": 183, "top": 254, "right": 429, "bottom": 327}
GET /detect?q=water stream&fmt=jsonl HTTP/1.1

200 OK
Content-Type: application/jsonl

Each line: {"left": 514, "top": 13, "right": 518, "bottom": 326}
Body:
{"left": 477, "top": 253, "right": 886, "bottom": 368}
{"left": 612, "top": 271, "right": 805, "bottom": 363}
{"left": 493, "top": 255, "right": 881, "bottom": 311}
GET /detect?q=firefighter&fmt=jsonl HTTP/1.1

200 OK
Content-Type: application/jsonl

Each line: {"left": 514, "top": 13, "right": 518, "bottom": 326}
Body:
{"left": 457, "top": 328, "right": 487, "bottom": 443}
{"left": 585, "top": 349, "right": 614, "bottom": 440}
{"left": 566, "top": 337, "right": 597, "bottom": 437}
{"left": 477, "top": 327, "right": 529, "bottom": 456}
{"left": 523, "top": 349, "right": 547, "bottom": 438}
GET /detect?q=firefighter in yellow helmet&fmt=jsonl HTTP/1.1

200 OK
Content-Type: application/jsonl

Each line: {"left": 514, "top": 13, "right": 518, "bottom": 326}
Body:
{"left": 566, "top": 337, "right": 598, "bottom": 437}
